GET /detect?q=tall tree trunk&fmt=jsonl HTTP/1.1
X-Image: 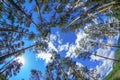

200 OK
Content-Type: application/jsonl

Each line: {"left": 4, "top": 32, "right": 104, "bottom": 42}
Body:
{"left": 0, "top": 56, "right": 16, "bottom": 73}
{"left": 35, "top": 0, "right": 43, "bottom": 22}
{"left": 0, "top": 52, "right": 22, "bottom": 73}
{"left": 54, "top": 60, "right": 68, "bottom": 80}
{"left": 0, "top": 21, "right": 37, "bottom": 36}
{"left": 79, "top": 3, "right": 120, "bottom": 27}
{"left": 0, "top": 27, "right": 36, "bottom": 37}
{"left": 0, "top": 43, "right": 39, "bottom": 61}
{"left": 70, "top": 66, "right": 85, "bottom": 80}
{"left": 89, "top": 41, "right": 120, "bottom": 48}
{"left": 8, "top": 0, "right": 39, "bottom": 29}
{"left": 65, "top": 4, "right": 101, "bottom": 29}
{"left": 94, "top": 54, "right": 120, "bottom": 62}
{"left": 65, "top": 1, "right": 116, "bottom": 30}
{"left": 0, "top": 28, "right": 17, "bottom": 32}
{"left": 85, "top": 21, "right": 120, "bottom": 30}
{"left": 79, "top": 5, "right": 113, "bottom": 25}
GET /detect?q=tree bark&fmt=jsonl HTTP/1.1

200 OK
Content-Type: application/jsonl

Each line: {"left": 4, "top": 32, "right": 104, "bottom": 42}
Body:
{"left": 94, "top": 54, "right": 120, "bottom": 62}
{"left": 65, "top": 4, "right": 101, "bottom": 29}
{"left": 8, "top": 0, "right": 39, "bottom": 29}
{"left": 89, "top": 41, "right": 120, "bottom": 48}
{"left": 0, "top": 56, "right": 16, "bottom": 73}
{"left": 35, "top": 0, "right": 43, "bottom": 22}
{"left": 0, "top": 28, "right": 17, "bottom": 32}
{"left": 65, "top": 1, "right": 116, "bottom": 30}
{"left": 71, "top": 66, "right": 85, "bottom": 80}
{"left": 0, "top": 43, "right": 39, "bottom": 61}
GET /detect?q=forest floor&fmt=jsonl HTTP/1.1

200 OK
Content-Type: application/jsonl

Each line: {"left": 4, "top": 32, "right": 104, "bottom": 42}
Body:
{"left": 104, "top": 40, "right": 120, "bottom": 80}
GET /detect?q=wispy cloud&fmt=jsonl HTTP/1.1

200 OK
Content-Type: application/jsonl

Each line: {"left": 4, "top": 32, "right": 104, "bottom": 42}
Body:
{"left": 37, "top": 51, "right": 53, "bottom": 64}
{"left": 48, "top": 41, "right": 58, "bottom": 52}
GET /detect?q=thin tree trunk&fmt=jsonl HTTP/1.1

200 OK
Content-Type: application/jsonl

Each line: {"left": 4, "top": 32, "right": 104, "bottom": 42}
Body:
{"left": 80, "top": 5, "right": 113, "bottom": 24}
{"left": 0, "top": 56, "right": 16, "bottom": 73}
{"left": 0, "top": 28, "right": 36, "bottom": 36}
{"left": 65, "top": 1, "right": 116, "bottom": 30}
{"left": 89, "top": 41, "right": 120, "bottom": 48}
{"left": 100, "top": 43, "right": 120, "bottom": 48}
{"left": 65, "top": 4, "right": 101, "bottom": 29}
{"left": 0, "top": 28, "right": 17, "bottom": 32}
{"left": 54, "top": 60, "right": 68, "bottom": 80}
{"left": 94, "top": 54, "right": 120, "bottom": 62}
{"left": 35, "top": 0, "right": 43, "bottom": 22}
{"left": 0, "top": 43, "right": 39, "bottom": 61}
{"left": 79, "top": 3, "right": 120, "bottom": 26}
{"left": 55, "top": 57, "right": 85, "bottom": 80}
{"left": 8, "top": 0, "right": 39, "bottom": 29}
{"left": 0, "top": 21, "right": 37, "bottom": 36}
{"left": 85, "top": 21, "right": 120, "bottom": 30}
{"left": 71, "top": 66, "right": 85, "bottom": 80}
{"left": 86, "top": 73, "right": 96, "bottom": 80}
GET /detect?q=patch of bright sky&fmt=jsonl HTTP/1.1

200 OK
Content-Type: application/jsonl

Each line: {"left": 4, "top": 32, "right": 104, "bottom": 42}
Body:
{"left": 9, "top": 51, "right": 46, "bottom": 80}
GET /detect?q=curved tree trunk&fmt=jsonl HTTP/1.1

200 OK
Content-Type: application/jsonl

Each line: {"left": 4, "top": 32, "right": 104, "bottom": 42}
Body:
{"left": 0, "top": 57, "right": 16, "bottom": 73}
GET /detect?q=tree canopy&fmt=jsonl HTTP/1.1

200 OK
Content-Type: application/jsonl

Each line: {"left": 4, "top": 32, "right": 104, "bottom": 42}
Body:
{"left": 0, "top": 0, "right": 120, "bottom": 80}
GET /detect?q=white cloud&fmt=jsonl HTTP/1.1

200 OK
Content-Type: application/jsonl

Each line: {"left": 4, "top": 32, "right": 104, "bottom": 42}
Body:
{"left": 76, "top": 62, "right": 83, "bottom": 67}
{"left": 66, "top": 44, "right": 77, "bottom": 58}
{"left": 48, "top": 41, "right": 58, "bottom": 52}
{"left": 58, "top": 43, "right": 69, "bottom": 52}
{"left": 37, "top": 51, "right": 53, "bottom": 64}
{"left": 75, "top": 30, "right": 88, "bottom": 47}
{"left": 50, "top": 34, "right": 57, "bottom": 42}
